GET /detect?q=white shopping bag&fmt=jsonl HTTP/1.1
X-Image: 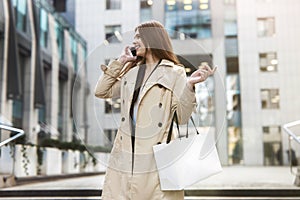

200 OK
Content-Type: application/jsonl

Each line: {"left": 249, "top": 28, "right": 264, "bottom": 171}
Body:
{"left": 153, "top": 129, "right": 222, "bottom": 191}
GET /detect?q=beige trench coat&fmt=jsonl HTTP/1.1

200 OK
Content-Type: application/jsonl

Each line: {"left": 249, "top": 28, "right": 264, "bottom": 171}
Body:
{"left": 95, "top": 59, "right": 196, "bottom": 200}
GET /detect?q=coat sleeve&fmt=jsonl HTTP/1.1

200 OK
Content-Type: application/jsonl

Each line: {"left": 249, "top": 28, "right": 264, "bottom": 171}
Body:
{"left": 94, "top": 60, "right": 123, "bottom": 99}
{"left": 171, "top": 67, "right": 197, "bottom": 124}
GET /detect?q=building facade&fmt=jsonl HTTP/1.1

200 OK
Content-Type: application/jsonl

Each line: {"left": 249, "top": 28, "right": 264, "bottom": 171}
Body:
{"left": 236, "top": 0, "right": 300, "bottom": 165}
{"left": 0, "top": 0, "right": 89, "bottom": 174}
{"left": 74, "top": 0, "right": 300, "bottom": 166}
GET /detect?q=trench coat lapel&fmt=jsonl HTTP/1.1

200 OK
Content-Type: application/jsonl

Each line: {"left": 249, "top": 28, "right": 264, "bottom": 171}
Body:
{"left": 138, "top": 60, "right": 174, "bottom": 105}
{"left": 125, "top": 66, "right": 139, "bottom": 100}
{"left": 125, "top": 59, "right": 175, "bottom": 110}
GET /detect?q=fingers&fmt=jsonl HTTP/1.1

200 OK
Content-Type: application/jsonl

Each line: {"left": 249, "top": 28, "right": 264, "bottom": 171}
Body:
{"left": 190, "top": 65, "right": 217, "bottom": 84}
{"left": 188, "top": 63, "right": 218, "bottom": 86}
{"left": 124, "top": 46, "right": 131, "bottom": 55}
{"left": 209, "top": 66, "right": 217, "bottom": 75}
{"left": 198, "top": 70, "right": 209, "bottom": 81}
{"left": 119, "top": 46, "right": 137, "bottom": 63}
{"left": 188, "top": 76, "right": 205, "bottom": 85}
{"left": 198, "top": 64, "right": 217, "bottom": 76}
{"left": 192, "top": 68, "right": 209, "bottom": 78}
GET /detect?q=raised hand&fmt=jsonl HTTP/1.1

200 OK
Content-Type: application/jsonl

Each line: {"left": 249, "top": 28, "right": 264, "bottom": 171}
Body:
{"left": 187, "top": 63, "right": 217, "bottom": 90}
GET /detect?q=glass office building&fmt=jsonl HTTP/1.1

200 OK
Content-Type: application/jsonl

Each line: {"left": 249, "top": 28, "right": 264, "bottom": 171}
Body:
{"left": 0, "top": 0, "right": 89, "bottom": 177}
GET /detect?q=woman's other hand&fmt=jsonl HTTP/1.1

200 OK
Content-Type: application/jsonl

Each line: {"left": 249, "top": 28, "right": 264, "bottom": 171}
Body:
{"left": 117, "top": 46, "right": 137, "bottom": 65}
{"left": 187, "top": 63, "right": 217, "bottom": 91}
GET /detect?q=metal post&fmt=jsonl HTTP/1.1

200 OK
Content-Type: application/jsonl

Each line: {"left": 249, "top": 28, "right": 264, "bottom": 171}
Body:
{"left": 295, "top": 167, "right": 300, "bottom": 186}
{"left": 283, "top": 120, "right": 300, "bottom": 187}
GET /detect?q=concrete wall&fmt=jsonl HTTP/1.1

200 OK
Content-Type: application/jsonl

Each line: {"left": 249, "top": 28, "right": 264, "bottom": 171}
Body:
{"left": 237, "top": 0, "right": 300, "bottom": 165}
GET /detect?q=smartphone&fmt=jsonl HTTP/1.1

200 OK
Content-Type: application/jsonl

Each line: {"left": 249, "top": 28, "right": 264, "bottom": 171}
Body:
{"left": 130, "top": 47, "right": 136, "bottom": 56}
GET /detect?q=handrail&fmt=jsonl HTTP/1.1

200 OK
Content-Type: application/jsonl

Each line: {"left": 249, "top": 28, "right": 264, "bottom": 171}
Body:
{"left": 0, "top": 124, "right": 24, "bottom": 147}
{"left": 282, "top": 120, "right": 300, "bottom": 187}
{"left": 282, "top": 120, "right": 300, "bottom": 144}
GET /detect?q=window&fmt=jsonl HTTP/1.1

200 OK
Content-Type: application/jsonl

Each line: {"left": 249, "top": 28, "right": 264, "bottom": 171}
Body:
{"left": 199, "top": 0, "right": 209, "bottom": 10}
{"left": 261, "top": 89, "right": 280, "bottom": 109}
{"left": 165, "top": 0, "right": 212, "bottom": 39}
{"left": 259, "top": 52, "right": 277, "bottom": 72}
{"left": 38, "top": 106, "right": 46, "bottom": 123}
{"left": 12, "top": 54, "right": 26, "bottom": 129}
{"left": 40, "top": 8, "right": 48, "bottom": 48}
{"left": 70, "top": 36, "right": 78, "bottom": 72}
{"left": 105, "top": 25, "right": 122, "bottom": 43}
{"left": 106, "top": 0, "right": 121, "bottom": 10}
{"left": 13, "top": 0, "right": 27, "bottom": 32}
{"left": 226, "top": 74, "right": 243, "bottom": 165}
{"left": 12, "top": 99, "right": 23, "bottom": 128}
{"left": 194, "top": 77, "right": 215, "bottom": 126}
{"left": 104, "top": 129, "right": 117, "bottom": 146}
{"left": 57, "top": 79, "right": 65, "bottom": 139}
{"left": 55, "top": 22, "right": 65, "bottom": 60}
{"left": 105, "top": 98, "right": 121, "bottom": 114}
{"left": 226, "top": 57, "right": 239, "bottom": 73}
{"left": 53, "top": 0, "right": 67, "bottom": 12}
{"left": 228, "top": 127, "right": 243, "bottom": 164}
{"left": 226, "top": 75, "right": 241, "bottom": 127}
{"left": 263, "top": 126, "right": 282, "bottom": 166}
{"left": 257, "top": 17, "right": 275, "bottom": 37}
{"left": 224, "top": 21, "right": 237, "bottom": 37}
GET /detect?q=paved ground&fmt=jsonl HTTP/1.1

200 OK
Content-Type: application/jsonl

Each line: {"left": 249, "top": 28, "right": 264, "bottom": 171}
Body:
{"left": 1, "top": 166, "right": 299, "bottom": 190}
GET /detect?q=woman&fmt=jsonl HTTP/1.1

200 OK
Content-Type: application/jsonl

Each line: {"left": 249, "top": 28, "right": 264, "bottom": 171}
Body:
{"left": 95, "top": 20, "right": 216, "bottom": 200}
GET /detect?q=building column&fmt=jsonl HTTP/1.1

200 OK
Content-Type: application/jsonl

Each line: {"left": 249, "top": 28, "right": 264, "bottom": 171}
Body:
{"left": 46, "top": 15, "right": 59, "bottom": 139}
{"left": 211, "top": 0, "right": 228, "bottom": 165}
{"left": 236, "top": 0, "right": 264, "bottom": 165}
{"left": 21, "top": 0, "right": 39, "bottom": 144}
{"left": 62, "top": 30, "right": 73, "bottom": 142}
{"left": 151, "top": 0, "right": 164, "bottom": 24}
{"left": 0, "top": 0, "right": 13, "bottom": 123}
{"left": 77, "top": 44, "right": 88, "bottom": 143}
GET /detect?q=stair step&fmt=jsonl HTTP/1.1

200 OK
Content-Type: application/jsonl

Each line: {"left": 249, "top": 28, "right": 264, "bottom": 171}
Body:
{"left": 0, "top": 189, "right": 101, "bottom": 197}
{"left": 0, "top": 189, "right": 299, "bottom": 199}
{"left": 0, "top": 198, "right": 100, "bottom": 200}
{"left": 1, "top": 197, "right": 300, "bottom": 200}
{"left": 185, "top": 189, "right": 300, "bottom": 197}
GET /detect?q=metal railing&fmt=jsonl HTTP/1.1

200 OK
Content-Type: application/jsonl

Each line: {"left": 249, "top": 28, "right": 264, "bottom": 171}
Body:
{"left": 0, "top": 124, "right": 24, "bottom": 148}
{"left": 283, "top": 120, "right": 300, "bottom": 144}
{"left": 282, "top": 120, "right": 300, "bottom": 186}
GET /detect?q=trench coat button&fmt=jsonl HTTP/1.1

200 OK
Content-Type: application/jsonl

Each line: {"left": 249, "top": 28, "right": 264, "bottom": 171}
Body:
{"left": 122, "top": 99, "right": 125, "bottom": 104}
{"left": 121, "top": 117, "right": 125, "bottom": 122}
{"left": 120, "top": 135, "right": 122, "bottom": 140}
{"left": 159, "top": 103, "right": 162, "bottom": 108}
{"left": 124, "top": 81, "right": 127, "bottom": 85}
{"left": 158, "top": 122, "right": 162, "bottom": 127}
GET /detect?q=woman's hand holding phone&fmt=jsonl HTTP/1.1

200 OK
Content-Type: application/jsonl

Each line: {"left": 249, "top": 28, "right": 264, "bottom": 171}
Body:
{"left": 117, "top": 46, "right": 137, "bottom": 65}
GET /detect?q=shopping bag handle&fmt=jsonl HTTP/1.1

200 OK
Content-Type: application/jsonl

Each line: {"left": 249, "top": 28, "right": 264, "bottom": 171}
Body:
{"left": 166, "top": 111, "right": 199, "bottom": 144}
{"left": 166, "top": 111, "right": 180, "bottom": 144}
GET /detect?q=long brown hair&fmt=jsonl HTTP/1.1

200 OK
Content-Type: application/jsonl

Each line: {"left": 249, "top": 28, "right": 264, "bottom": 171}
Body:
{"left": 119, "top": 20, "right": 179, "bottom": 77}
{"left": 136, "top": 20, "right": 179, "bottom": 64}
